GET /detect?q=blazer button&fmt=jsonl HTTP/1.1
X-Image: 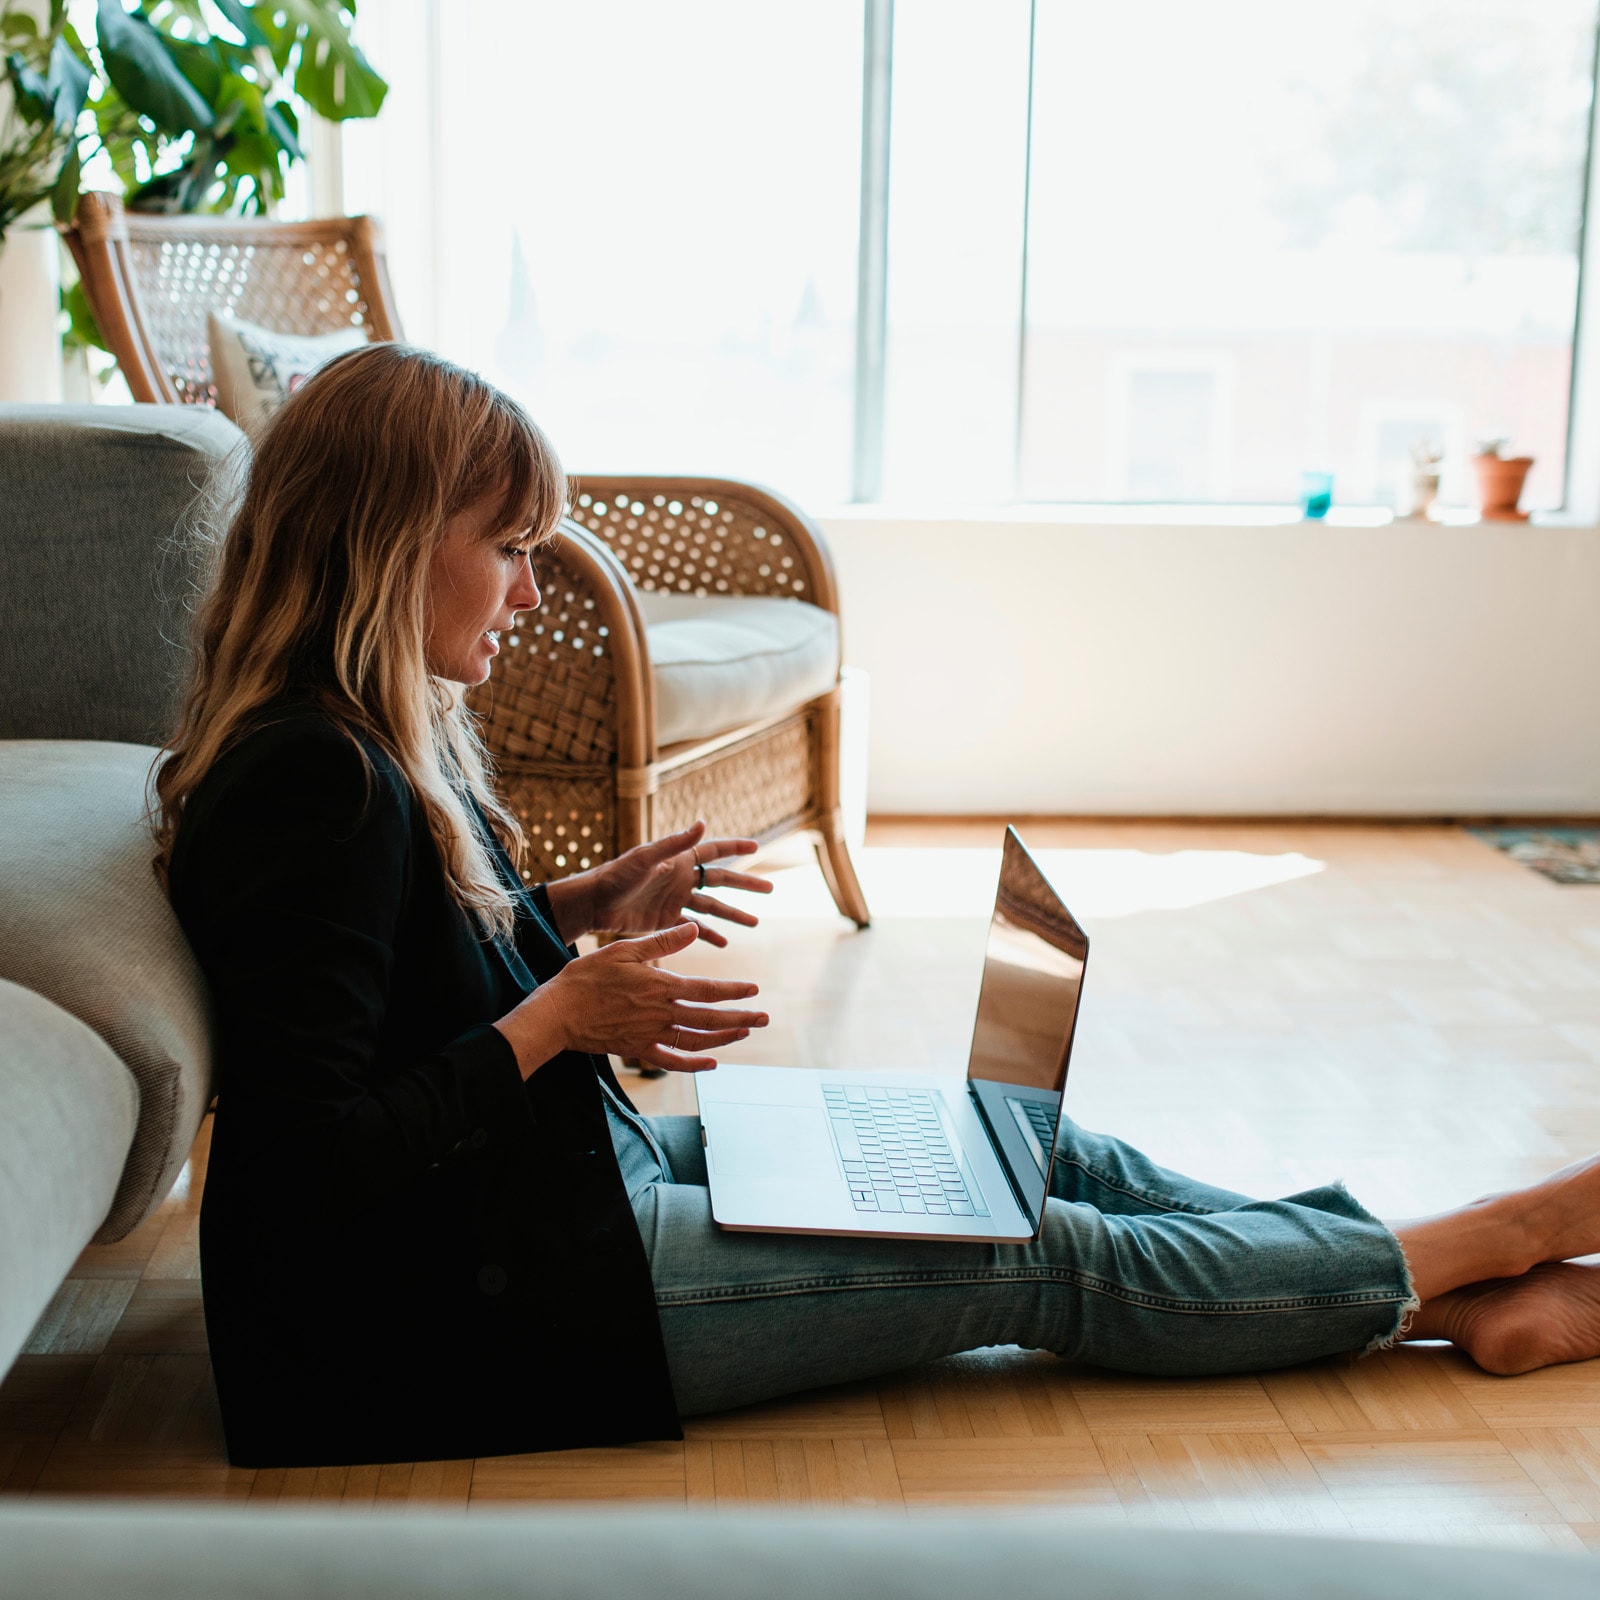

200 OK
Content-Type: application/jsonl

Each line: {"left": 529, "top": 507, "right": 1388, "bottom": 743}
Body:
{"left": 476, "top": 1263, "right": 508, "bottom": 1296}
{"left": 469, "top": 1128, "right": 489, "bottom": 1150}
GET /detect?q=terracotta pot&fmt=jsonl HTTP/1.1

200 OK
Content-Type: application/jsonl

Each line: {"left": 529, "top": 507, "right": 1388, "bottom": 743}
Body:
{"left": 1472, "top": 454, "right": 1534, "bottom": 521}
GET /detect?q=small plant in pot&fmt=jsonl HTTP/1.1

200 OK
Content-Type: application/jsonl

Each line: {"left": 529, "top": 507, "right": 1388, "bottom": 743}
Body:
{"left": 1471, "top": 438, "right": 1535, "bottom": 522}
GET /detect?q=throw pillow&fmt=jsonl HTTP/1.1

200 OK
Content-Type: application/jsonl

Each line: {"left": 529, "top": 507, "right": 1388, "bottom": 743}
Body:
{"left": 207, "top": 310, "right": 368, "bottom": 431}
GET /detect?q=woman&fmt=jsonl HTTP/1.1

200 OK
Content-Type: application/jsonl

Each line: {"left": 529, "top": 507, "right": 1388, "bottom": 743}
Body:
{"left": 161, "top": 344, "right": 1600, "bottom": 1470}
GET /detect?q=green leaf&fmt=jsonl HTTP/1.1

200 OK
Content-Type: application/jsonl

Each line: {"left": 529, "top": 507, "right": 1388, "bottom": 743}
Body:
{"left": 264, "top": 98, "right": 302, "bottom": 160}
{"left": 271, "top": 0, "right": 387, "bottom": 121}
{"left": 95, "top": 0, "right": 215, "bottom": 134}
{"left": 211, "top": 0, "right": 271, "bottom": 50}
{"left": 153, "top": 1, "right": 211, "bottom": 34}
{"left": 50, "top": 136, "right": 79, "bottom": 222}
{"left": 5, "top": 52, "right": 54, "bottom": 124}
{"left": 1, "top": 13, "right": 37, "bottom": 42}
{"left": 212, "top": 71, "right": 266, "bottom": 139}
{"left": 223, "top": 128, "right": 279, "bottom": 186}
{"left": 128, "top": 150, "right": 217, "bottom": 214}
{"left": 61, "top": 277, "right": 108, "bottom": 352}
{"left": 162, "top": 35, "right": 223, "bottom": 106}
{"left": 47, "top": 32, "right": 91, "bottom": 128}
{"left": 61, "top": 21, "right": 91, "bottom": 70}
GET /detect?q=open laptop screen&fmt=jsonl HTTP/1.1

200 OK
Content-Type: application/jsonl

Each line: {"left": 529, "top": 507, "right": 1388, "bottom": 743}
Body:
{"left": 965, "top": 829, "right": 1089, "bottom": 1225}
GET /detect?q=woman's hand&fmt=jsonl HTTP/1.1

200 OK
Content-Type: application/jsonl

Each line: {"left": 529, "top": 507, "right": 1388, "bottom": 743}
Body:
{"left": 493, "top": 921, "right": 767, "bottom": 1075}
{"left": 557, "top": 820, "right": 773, "bottom": 948}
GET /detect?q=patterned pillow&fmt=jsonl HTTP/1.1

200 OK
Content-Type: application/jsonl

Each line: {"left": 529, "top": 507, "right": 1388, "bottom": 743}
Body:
{"left": 207, "top": 310, "right": 368, "bottom": 430}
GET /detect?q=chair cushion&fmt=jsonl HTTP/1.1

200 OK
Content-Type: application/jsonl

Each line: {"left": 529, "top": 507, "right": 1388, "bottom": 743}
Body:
{"left": 0, "top": 980, "right": 137, "bottom": 1376}
{"left": 638, "top": 590, "right": 840, "bottom": 746}
{"left": 0, "top": 741, "right": 212, "bottom": 1243}
{"left": 208, "top": 311, "right": 367, "bottom": 432}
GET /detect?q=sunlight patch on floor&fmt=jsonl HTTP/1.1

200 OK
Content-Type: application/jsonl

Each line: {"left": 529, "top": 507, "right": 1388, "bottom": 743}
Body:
{"left": 753, "top": 845, "right": 1325, "bottom": 920}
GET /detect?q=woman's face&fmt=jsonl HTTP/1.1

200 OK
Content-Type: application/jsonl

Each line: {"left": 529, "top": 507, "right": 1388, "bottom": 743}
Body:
{"left": 423, "top": 497, "right": 542, "bottom": 685}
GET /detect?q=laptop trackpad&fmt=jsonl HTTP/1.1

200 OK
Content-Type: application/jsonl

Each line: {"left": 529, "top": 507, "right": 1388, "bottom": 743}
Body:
{"left": 707, "top": 1103, "right": 837, "bottom": 1181}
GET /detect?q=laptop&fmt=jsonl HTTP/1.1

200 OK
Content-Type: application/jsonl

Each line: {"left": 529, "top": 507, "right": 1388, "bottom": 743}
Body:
{"left": 696, "top": 827, "right": 1089, "bottom": 1243}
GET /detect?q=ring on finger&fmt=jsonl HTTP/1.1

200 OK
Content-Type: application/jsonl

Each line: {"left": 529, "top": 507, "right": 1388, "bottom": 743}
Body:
{"left": 673, "top": 1025, "right": 682, "bottom": 1051}
{"left": 695, "top": 860, "right": 707, "bottom": 890}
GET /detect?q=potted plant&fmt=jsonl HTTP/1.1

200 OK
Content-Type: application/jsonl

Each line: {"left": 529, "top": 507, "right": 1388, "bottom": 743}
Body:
{"left": 2, "top": 0, "right": 387, "bottom": 392}
{"left": 1, "top": 4, "right": 87, "bottom": 237}
{"left": 1401, "top": 436, "right": 1443, "bottom": 520}
{"left": 1471, "top": 438, "right": 1534, "bottom": 522}
{"left": 0, "top": 4, "right": 89, "bottom": 399}
{"left": 57, "top": 0, "right": 387, "bottom": 218}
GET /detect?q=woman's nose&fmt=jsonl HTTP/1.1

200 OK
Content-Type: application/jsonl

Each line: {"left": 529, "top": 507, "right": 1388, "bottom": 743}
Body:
{"left": 513, "top": 555, "right": 541, "bottom": 611}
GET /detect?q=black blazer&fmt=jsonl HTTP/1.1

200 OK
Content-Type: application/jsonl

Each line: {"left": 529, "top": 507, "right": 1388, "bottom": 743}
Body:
{"left": 167, "top": 707, "right": 680, "bottom": 1467}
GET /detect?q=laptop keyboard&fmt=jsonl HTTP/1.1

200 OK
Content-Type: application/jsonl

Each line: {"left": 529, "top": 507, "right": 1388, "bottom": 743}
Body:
{"left": 823, "top": 1084, "right": 980, "bottom": 1216}
{"left": 1006, "top": 1095, "right": 1060, "bottom": 1175}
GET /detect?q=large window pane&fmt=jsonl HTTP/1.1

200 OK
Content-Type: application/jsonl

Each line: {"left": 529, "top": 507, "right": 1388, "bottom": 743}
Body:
{"left": 879, "top": 0, "right": 1032, "bottom": 502}
{"left": 1018, "top": 0, "right": 1598, "bottom": 508}
{"left": 353, "top": 1, "right": 864, "bottom": 504}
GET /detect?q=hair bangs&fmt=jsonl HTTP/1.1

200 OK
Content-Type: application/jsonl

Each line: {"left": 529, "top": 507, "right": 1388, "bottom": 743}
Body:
{"left": 452, "top": 390, "right": 567, "bottom": 546}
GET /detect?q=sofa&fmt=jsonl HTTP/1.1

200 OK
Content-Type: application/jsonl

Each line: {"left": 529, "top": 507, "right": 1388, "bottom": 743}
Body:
{"left": 0, "top": 404, "right": 232, "bottom": 1375}
{"left": 3, "top": 1502, "right": 1598, "bottom": 1599}
{"left": 2, "top": 404, "right": 1596, "bottom": 1597}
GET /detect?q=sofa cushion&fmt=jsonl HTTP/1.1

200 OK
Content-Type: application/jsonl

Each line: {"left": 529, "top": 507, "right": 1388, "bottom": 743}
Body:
{"left": 0, "top": 741, "right": 211, "bottom": 1243}
{"left": 0, "top": 403, "right": 246, "bottom": 745}
{"left": 638, "top": 589, "right": 840, "bottom": 747}
{"left": 0, "top": 980, "right": 137, "bottom": 1376}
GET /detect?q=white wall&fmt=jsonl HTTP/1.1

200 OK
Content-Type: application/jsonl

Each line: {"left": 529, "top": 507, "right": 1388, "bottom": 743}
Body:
{"left": 819, "top": 513, "right": 1600, "bottom": 815}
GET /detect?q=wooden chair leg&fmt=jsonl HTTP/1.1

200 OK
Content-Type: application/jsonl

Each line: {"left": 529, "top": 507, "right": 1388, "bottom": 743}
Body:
{"left": 815, "top": 810, "right": 871, "bottom": 928}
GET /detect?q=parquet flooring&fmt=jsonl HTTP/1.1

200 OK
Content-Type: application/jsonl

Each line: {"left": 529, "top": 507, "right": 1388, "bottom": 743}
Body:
{"left": 6, "top": 819, "right": 1600, "bottom": 1550}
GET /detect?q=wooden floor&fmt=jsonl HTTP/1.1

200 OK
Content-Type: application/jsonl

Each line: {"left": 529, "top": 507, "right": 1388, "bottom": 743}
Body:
{"left": 5, "top": 818, "right": 1600, "bottom": 1549}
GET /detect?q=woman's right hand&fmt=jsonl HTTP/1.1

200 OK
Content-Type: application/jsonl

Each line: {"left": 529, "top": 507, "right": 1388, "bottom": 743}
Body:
{"left": 494, "top": 921, "right": 767, "bottom": 1076}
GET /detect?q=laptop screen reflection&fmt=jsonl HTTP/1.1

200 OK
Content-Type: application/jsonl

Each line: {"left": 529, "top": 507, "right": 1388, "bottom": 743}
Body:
{"left": 964, "top": 830, "right": 1090, "bottom": 1222}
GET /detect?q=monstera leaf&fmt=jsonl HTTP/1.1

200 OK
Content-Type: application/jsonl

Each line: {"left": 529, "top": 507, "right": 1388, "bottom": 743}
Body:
{"left": 95, "top": 0, "right": 213, "bottom": 134}
{"left": 260, "top": 1, "right": 387, "bottom": 121}
{"left": 3, "top": 0, "right": 385, "bottom": 222}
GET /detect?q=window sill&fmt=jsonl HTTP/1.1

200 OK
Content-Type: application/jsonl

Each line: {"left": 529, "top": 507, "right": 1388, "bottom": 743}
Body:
{"left": 812, "top": 502, "right": 1591, "bottom": 531}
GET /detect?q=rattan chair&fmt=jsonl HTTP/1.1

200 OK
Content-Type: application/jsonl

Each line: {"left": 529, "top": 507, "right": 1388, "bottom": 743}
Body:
{"left": 474, "top": 478, "right": 870, "bottom": 925}
{"left": 61, "top": 193, "right": 871, "bottom": 926}
{"left": 61, "top": 192, "right": 402, "bottom": 404}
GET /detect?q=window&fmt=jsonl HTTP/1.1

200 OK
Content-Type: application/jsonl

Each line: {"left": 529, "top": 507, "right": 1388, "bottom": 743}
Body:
{"left": 1018, "top": 0, "right": 1599, "bottom": 511}
{"left": 347, "top": 1, "right": 863, "bottom": 505}
{"left": 347, "top": 0, "right": 1600, "bottom": 511}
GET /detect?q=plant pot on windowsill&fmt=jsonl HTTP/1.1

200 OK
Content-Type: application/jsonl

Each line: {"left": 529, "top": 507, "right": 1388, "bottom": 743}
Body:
{"left": 1472, "top": 452, "right": 1534, "bottom": 521}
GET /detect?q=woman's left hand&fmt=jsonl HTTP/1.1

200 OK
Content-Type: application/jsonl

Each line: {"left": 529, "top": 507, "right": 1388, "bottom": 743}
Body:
{"left": 585, "top": 821, "right": 773, "bottom": 947}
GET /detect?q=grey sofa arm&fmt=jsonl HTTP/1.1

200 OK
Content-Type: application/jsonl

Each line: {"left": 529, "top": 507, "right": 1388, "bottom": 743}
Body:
{"left": 0, "top": 1504, "right": 1595, "bottom": 1599}
{"left": 0, "top": 403, "right": 244, "bottom": 744}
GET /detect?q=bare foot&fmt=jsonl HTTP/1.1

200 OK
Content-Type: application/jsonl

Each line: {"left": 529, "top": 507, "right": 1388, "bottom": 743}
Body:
{"left": 1508, "top": 1151, "right": 1600, "bottom": 1265}
{"left": 1418, "top": 1262, "right": 1600, "bottom": 1375}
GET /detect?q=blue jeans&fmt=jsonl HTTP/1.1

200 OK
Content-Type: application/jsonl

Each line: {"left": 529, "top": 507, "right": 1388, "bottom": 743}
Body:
{"left": 607, "top": 1103, "right": 1417, "bottom": 1417}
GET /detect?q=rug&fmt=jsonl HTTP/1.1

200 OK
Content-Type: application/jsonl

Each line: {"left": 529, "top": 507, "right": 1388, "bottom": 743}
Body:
{"left": 1469, "top": 826, "right": 1600, "bottom": 885}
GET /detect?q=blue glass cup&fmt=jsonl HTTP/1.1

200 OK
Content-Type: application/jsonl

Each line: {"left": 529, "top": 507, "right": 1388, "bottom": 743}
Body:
{"left": 1300, "top": 470, "right": 1334, "bottom": 519}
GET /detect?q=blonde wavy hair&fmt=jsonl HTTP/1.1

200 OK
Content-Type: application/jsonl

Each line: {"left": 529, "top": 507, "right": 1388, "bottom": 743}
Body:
{"left": 153, "top": 342, "right": 566, "bottom": 939}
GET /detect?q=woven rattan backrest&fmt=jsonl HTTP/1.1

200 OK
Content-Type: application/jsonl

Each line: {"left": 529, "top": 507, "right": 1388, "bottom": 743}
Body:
{"left": 63, "top": 192, "right": 402, "bottom": 406}
{"left": 569, "top": 477, "right": 837, "bottom": 611}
